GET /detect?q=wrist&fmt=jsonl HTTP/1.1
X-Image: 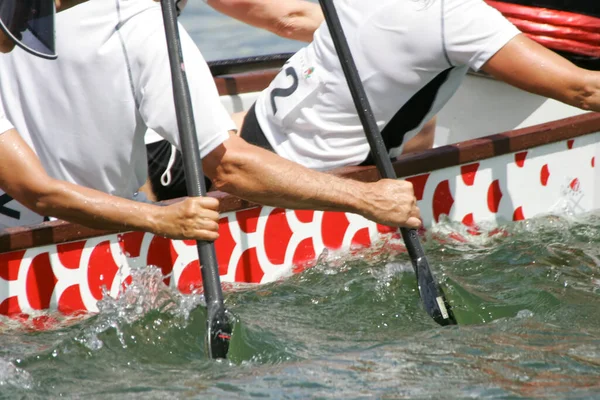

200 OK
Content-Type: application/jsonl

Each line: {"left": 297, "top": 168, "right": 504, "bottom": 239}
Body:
{"left": 341, "top": 181, "right": 370, "bottom": 215}
{"left": 143, "top": 204, "right": 165, "bottom": 237}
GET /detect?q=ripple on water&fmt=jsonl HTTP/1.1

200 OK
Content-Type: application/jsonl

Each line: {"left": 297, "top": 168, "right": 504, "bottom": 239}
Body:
{"left": 2, "top": 212, "right": 600, "bottom": 398}
{"left": 0, "top": 358, "right": 32, "bottom": 391}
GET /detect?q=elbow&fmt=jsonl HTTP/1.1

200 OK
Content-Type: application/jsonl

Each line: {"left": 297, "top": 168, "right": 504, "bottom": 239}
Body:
{"left": 572, "top": 73, "right": 599, "bottom": 111}
{"left": 28, "top": 189, "right": 61, "bottom": 216}
{"left": 271, "top": 14, "right": 307, "bottom": 40}
{"left": 270, "top": 18, "right": 294, "bottom": 40}
{"left": 207, "top": 142, "right": 248, "bottom": 194}
{"left": 12, "top": 190, "right": 53, "bottom": 216}
{"left": 210, "top": 161, "right": 241, "bottom": 193}
{"left": 573, "top": 86, "right": 594, "bottom": 111}
{"left": 204, "top": 134, "right": 266, "bottom": 196}
{"left": 12, "top": 179, "right": 66, "bottom": 217}
{"left": 31, "top": 196, "right": 58, "bottom": 216}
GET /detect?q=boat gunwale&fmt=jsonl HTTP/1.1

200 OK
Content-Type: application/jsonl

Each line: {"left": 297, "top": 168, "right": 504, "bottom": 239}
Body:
{"left": 0, "top": 64, "right": 599, "bottom": 254}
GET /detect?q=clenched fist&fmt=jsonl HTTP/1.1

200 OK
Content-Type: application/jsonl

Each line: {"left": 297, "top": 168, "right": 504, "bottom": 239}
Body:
{"left": 155, "top": 196, "right": 221, "bottom": 241}
{"left": 359, "top": 179, "right": 421, "bottom": 228}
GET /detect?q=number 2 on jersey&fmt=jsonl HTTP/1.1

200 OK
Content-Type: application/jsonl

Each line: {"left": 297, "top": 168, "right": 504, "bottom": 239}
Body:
{"left": 266, "top": 52, "right": 323, "bottom": 126}
{"left": 270, "top": 67, "right": 298, "bottom": 115}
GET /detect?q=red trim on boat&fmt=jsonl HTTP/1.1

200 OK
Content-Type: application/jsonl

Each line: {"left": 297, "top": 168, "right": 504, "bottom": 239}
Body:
{"left": 0, "top": 110, "right": 597, "bottom": 253}
{"left": 0, "top": 60, "right": 599, "bottom": 254}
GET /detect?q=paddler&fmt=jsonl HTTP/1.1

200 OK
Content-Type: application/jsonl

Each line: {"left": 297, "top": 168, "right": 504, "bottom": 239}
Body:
{"left": 0, "top": 0, "right": 422, "bottom": 231}
{"left": 145, "top": 0, "right": 328, "bottom": 200}
{"left": 0, "top": 0, "right": 224, "bottom": 240}
{"left": 145, "top": 0, "right": 436, "bottom": 201}
{"left": 239, "top": 0, "right": 600, "bottom": 171}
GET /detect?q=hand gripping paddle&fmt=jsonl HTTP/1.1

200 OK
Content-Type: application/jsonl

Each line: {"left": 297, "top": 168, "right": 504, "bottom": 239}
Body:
{"left": 317, "top": 0, "right": 457, "bottom": 326}
{"left": 160, "top": 0, "right": 234, "bottom": 357}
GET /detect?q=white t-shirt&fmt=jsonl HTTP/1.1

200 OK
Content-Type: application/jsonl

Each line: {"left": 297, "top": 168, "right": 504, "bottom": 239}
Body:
{"left": 0, "top": 0, "right": 235, "bottom": 208}
{"left": 255, "top": 0, "right": 521, "bottom": 171}
{"left": 0, "top": 106, "right": 12, "bottom": 135}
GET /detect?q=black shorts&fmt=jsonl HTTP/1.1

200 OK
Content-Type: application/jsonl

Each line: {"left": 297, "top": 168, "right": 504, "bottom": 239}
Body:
{"left": 239, "top": 103, "right": 275, "bottom": 152}
{"left": 146, "top": 140, "right": 193, "bottom": 201}
{"left": 147, "top": 105, "right": 276, "bottom": 201}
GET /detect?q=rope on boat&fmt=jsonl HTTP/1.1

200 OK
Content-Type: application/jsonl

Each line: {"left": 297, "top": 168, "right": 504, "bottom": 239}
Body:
{"left": 486, "top": 1, "right": 600, "bottom": 58}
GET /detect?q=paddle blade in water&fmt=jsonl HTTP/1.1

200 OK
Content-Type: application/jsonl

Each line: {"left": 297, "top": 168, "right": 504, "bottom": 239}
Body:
{"left": 317, "top": 0, "right": 457, "bottom": 327}
{"left": 161, "top": 0, "right": 235, "bottom": 359}
{"left": 206, "top": 308, "right": 233, "bottom": 359}
{"left": 414, "top": 256, "right": 457, "bottom": 326}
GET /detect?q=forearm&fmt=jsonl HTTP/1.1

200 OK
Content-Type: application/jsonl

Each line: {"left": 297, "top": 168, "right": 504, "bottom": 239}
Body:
{"left": 204, "top": 134, "right": 420, "bottom": 228}
{"left": 482, "top": 34, "right": 600, "bottom": 112}
{"left": 401, "top": 116, "right": 436, "bottom": 155}
{"left": 206, "top": 0, "right": 323, "bottom": 42}
{"left": 29, "top": 179, "right": 161, "bottom": 232}
{"left": 15, "top": 179, "right": 220, "bottom": 241}
{"left": 0, "top": 130, "right": 219, "bottom": 240}
{"left": 206, "top": 134, "right": 368, "bottom": 213}
{"left": 0, "top": 129, "right": 155, "bottom": 233}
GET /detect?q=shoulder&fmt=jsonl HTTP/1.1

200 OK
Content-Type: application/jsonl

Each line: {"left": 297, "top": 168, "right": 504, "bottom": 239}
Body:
{"left": 116, "top": 3, "right": 170, "bottom": 53}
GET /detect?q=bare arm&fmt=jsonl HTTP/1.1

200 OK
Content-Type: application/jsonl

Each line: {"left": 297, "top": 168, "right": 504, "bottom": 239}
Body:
{"left": 482, "top": 33, "right": 600, "bottom": 112}
{"left": 401, "top": 116, "right": 437, "bottom": 155}
{"left": 206, "top": 0, "right": 323, "bottom": 42}
{"left": 55, "top": 0, "right": 87, "bottom": 12}
{"left": 203, "top": 133, "right": 421, "bottom": 228}
{"left": 0, "top": 129, "right": 220, "bottom": 240}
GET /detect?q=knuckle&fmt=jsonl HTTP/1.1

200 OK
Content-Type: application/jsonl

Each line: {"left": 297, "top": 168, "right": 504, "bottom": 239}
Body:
{"left": 400, "top": 179, "right": 414, "bottom": 190}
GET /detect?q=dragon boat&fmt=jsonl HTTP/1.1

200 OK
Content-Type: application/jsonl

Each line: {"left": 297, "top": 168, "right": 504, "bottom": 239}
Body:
{"left": 1, "top": 0, "right": 599, "bottom": 328}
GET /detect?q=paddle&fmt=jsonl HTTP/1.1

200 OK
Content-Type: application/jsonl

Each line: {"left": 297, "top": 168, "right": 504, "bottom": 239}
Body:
{"left": 317, "top": 0, "right": 457, "bottom": 326}
{"left": 160, "top": 0, "right": 233, "bottom": 357}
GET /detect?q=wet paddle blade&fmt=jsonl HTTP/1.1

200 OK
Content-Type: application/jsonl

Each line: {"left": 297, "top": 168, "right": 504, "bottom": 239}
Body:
{"left": 318, "top": 0, "right": 457, "bottom": 326}
{"left": 414, "top": 255, "right": 456, "bottom": 326}
{"left": 206, "top": 307, "right": 233, "bottom": 359}
{"left": 161, "top": 0, "right": 234, "bottom": 358}
{"left": 401, "top": 227, "right": 457, "bottom": 325}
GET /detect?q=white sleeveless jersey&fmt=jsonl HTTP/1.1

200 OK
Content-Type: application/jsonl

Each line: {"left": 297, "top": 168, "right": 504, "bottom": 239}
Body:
{"left": 0, "top": 0, "right": 235, "bottom": 228}
{"left": 255, "top": 0, "right": 520, "bottom": 171}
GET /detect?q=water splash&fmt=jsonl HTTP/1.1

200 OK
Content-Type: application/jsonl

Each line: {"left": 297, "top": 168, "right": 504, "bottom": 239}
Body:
{"left": 74, "top": 265, "right": 204, "bottom": 351}
{"left": 5, "top": 213, "right": 600, "bottom": 398}
{"left": 0, "top": 358, "right": 32, "bottom": 390}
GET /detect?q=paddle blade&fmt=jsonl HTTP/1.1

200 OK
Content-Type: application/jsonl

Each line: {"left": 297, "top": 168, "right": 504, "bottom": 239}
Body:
{"left": 414, "top": 256, "right": 457, "bottom": 326}
{"left": 205, "top": 307, "right": 233, "bottom": 359}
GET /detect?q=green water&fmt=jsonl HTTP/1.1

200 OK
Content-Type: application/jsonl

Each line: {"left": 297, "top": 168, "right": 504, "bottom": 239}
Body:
{"left": 3, "top": 215, "right": 600, "bottom": 399}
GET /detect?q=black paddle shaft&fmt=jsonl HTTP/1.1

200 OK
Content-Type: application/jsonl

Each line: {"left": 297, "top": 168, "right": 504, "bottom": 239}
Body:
{"left": 318, "top": 0, "right": 456, "bottom": 326}
{"left": 160, "top": 0, "right": 232, "bottom": 357}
